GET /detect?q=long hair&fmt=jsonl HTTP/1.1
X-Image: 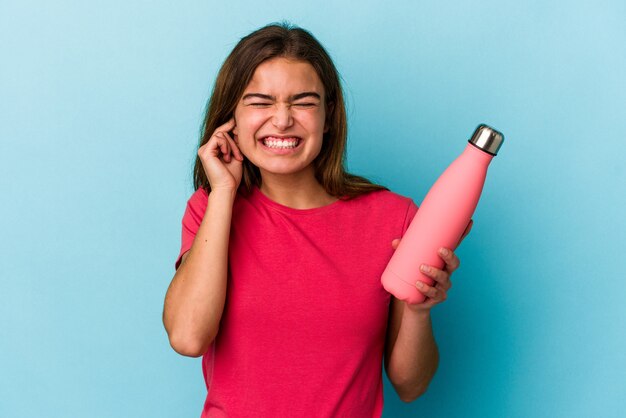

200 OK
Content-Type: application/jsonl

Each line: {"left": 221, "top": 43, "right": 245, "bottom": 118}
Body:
{"left": 193, "top": 22, "right": 388, "bottom": 198}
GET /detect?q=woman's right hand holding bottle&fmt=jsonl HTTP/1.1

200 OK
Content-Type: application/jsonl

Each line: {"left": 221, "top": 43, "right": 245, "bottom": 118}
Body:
{"left": 197, "top": 118, "right": 244, "bottom": 192}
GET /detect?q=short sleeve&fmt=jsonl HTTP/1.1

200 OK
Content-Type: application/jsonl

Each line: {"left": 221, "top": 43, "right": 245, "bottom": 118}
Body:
{"left": 401, "top": 199, "right": 419, "bottom": 236}
{"left": 174, "top": 188, "right": 209, "bottom": 270}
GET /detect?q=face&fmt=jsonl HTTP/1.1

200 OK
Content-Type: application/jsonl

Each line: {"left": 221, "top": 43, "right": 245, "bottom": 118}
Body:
{"left": 232, "top": 57, "right": 328, "bottom": 178}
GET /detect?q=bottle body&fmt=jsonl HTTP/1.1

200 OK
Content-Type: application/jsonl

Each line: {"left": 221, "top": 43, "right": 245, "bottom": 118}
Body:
{"left": 382, "top": 143, "right": 494, "bottom": 304}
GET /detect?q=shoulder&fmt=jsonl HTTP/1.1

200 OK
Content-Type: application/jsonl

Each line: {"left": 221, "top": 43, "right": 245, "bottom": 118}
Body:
{"left": 185, "top": 187, "right": 209, "bottom": 210}
{"left": 341, "top": 189, "right": 417, "bottom": 231}
{"left": 189, "top": 187, "right": 209, "bottom": 202}
{"left": 350, "top": 189, "right": 416, "bottom": 212}
{"left": 179, "top": 188, "right": 210, "bottom": 228}
{"left": 184, "top": 187, "right": 252, "bottom": 220}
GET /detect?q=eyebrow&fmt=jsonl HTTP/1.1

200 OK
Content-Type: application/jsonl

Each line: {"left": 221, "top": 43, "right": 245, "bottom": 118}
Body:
{"left": 242, "top": 92, "right": 321, "bottom": 101}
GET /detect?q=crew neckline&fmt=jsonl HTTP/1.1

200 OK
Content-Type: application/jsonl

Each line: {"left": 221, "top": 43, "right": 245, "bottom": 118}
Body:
{"left": 249, "top": 186, "right": 345, "bottom": 215}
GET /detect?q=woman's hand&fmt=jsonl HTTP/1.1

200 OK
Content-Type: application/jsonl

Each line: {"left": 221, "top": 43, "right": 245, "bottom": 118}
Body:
{"left": 391, "top": 219, "right": 473, "bottom": 313}
{"left": 197, "top": 118, "right": 244, "bottom": 192}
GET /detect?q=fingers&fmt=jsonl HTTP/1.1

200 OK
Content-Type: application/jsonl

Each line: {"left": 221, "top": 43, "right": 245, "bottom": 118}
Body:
{"left": 214, "top": 132, "right": 231, "bottom": 161}
{"left": 390, "top": 240, "right": 459, "bottom": 300}
{"left": 438, "top": 247, "right": 460, "bottom": 273}
{"left": 214, "top": 131, "right": 243, "bottom": 162}
{"left": 391, "top": 240, "right": 460, "bottom": 274}
{"left": 216, "top": 117, "right": 236, "bottom": 134}
{"left": 415, "top": 280, "right": 447, "bottom": 302}
{"left": 206, "top": 118, "right": 243, "bottom": 162}
{"left": 416, "top": 261, "right": 451, "bottom": 303}
{"left": 419, "top": 264, "right": 452, "bottom": 292}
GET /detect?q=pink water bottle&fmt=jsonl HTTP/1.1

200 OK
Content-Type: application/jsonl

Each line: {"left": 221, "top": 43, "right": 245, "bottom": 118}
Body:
{"left": 382, "top": 124, "right": 504, "bottom": 304}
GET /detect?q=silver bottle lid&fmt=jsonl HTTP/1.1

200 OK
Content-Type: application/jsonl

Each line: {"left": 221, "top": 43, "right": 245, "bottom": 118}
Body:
{"left": 468, "top": 124, "right": 504, "bottom": 156}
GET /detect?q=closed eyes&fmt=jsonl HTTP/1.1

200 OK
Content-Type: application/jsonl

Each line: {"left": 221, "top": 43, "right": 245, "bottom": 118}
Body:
{"left": 243, "top": 92, "right": 322, "bottom": 108}
{"left": 248, "top": 102, "right": 317, "bottom": 108}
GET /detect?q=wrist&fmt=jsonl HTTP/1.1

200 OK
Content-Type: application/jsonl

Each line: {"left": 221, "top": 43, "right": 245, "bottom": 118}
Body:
{"left": 209, "top": 187, "right": 238, "bottom": 201}
{"left": 403, "top": 302, "right": 432, "bottom": 321}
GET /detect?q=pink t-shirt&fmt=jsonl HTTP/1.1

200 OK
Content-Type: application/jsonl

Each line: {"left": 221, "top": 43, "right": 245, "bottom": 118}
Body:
{"left": 175, "top": 186, "right": 418, "bottom": 417}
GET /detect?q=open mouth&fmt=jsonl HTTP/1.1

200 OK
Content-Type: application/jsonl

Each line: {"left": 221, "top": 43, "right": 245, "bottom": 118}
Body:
{"left": 260, "top": 136, "right": 302, "bottom": 149}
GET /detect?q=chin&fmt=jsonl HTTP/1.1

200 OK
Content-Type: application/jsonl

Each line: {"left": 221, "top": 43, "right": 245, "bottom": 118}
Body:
{"left": 261, "top": 166, "right": 308, "bottom": 176}
{"left": 258, "top": 161, "right": 314, "bottom": 176}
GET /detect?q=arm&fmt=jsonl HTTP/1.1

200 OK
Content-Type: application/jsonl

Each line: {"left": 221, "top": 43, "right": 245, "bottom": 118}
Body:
{"left": 163, "top": 117, "right": 242, "bottom": 357}
{"left": 385, "top": 298, "right": 439, "bottom": 402}
{"left": 385, "top": 222, "right": 471, "bottom": 401}
{"left": 163, "top": 188, "right": 236, "bottom": 357}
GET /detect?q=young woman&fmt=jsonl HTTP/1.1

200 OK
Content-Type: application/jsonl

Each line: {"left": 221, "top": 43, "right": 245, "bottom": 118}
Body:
{"left": 163, "top": 22, "right": 471, "bottom": 417}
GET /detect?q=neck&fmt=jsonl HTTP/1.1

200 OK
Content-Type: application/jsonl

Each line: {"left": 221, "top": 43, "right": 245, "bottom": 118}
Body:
{"left": 259, "top": 167, "right": 337, "bottom": 209}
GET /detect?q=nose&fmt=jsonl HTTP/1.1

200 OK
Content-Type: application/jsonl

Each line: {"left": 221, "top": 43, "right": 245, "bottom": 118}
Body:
{"left": 272, "top": 104, "right": 293, "bottom": 131}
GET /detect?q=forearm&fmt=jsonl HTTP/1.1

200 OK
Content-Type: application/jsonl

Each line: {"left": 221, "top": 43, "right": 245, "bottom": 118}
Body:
{"left": 163, "top": 189, "right": 235, "bottom": 357}
{"left": 387, "top": 305, "right": 439, "bottom": 401}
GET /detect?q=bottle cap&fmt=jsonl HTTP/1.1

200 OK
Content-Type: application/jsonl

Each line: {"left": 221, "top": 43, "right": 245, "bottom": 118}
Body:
{"left": 468, "top": 124, "right": 504, "bottom": 156}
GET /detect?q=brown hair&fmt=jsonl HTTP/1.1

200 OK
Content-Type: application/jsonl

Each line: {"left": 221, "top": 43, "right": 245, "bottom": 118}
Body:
{"left": 193, "top": 21, "right": 387, "bottom": 199}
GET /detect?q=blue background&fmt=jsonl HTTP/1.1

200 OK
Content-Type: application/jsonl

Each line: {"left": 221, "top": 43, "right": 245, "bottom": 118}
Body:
{"left": 1, "top": 1, "right": 625, "bottom": 417}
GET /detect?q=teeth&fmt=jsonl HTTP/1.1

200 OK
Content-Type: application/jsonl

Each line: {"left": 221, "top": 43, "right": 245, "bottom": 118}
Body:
{"left": 263, "top": 137, "right": 299, "bottom": 149}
